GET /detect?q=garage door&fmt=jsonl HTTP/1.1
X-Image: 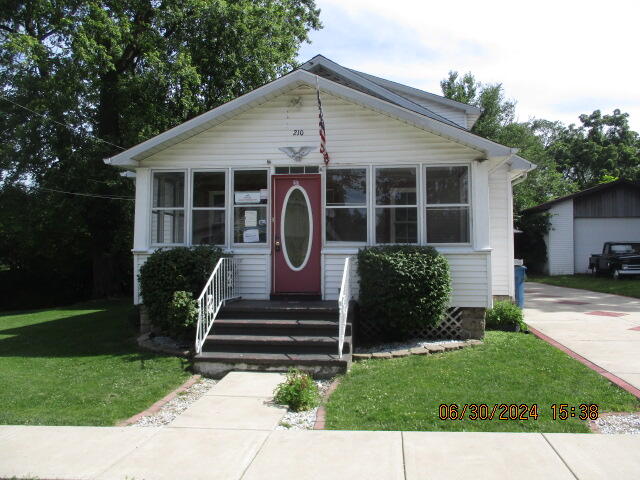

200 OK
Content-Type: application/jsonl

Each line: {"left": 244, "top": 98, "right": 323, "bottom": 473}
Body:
{"left": 574, "top": 218, "right": 640, "bottom": 273}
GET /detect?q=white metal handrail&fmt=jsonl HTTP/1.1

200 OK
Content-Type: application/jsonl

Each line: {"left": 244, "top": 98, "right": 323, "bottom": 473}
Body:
{"left": 337, "top": 257, "right": 352, "bottom": 359}
{"left": 195, "top": 257, "right": 237, "bottom": 354}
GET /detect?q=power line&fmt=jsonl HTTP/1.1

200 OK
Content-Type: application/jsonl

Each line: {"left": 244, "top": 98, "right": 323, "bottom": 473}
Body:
{"left": 0, "top": 94, "right": 127, "bottom": 151}
{"left": 38, "top": 186, "right": 134, "bottom": 201}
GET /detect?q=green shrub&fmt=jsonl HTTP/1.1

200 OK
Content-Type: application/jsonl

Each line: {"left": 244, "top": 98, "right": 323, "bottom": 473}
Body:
{"left": 485, "top": 300, "right": 527, "bottom": 332}
{"left": 139, "top": 246, "right": 225, "bottom": 336}
{"left": 166, "top": 291, "right": 199, "bottom": 336}
{"left": 357, "top": 245, "right": 452, "bottom": 340}
{"left": 273, "top": 369, "right": 320, "bottom": 412}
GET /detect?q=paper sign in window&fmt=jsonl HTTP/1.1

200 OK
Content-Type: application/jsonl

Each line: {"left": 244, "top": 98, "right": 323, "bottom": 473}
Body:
{"left": 243, "top": 228, "right": 260, "bottom": 243}
{"left": 244, "top": 210, "right": 257, "bottom": 227}
{"left": 235, "top": 191, "right": 261, "bottom": 204}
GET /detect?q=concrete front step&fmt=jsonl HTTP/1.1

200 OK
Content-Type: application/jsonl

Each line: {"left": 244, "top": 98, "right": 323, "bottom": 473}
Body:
{"left": 202, "top": 334, "right": 351, "bottom": 355}
{"left": 195, "top": 299, "right": 352, "bottom": 378}
{"left": 219, "top": 300, "right": 338, "bottom": 321}
{"left": 211, "top": 318, "right": 352, "bottom": 337}
{"left": 194, "top": 351, "right": 349, "bottom": 379}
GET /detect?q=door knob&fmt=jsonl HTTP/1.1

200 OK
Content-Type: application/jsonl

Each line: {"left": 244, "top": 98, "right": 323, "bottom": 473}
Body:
{"left": 275, "top": 240, "right": 281, "bottom": 252}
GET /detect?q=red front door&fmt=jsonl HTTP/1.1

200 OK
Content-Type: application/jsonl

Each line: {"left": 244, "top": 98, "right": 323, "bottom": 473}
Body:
{"left": 272, "top": 174, "right": 321, "bottom": 295}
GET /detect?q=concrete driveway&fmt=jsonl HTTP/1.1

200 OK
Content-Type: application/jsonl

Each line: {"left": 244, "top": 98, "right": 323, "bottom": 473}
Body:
{"left": 525, "top": 282, "right": 640, "bottom": 393}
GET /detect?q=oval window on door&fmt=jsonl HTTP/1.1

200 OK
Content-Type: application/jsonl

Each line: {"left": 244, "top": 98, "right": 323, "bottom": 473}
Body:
{"left": 282, "top": 187, "right": 312, "bottom": 271}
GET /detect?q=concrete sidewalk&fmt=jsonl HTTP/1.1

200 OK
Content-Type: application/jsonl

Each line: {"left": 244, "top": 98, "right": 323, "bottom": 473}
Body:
{"left": 525, "top": 282, "right": 640, "bottom": 392}
{"left": 2, "top": 371, "right": 640, "bottom": 479}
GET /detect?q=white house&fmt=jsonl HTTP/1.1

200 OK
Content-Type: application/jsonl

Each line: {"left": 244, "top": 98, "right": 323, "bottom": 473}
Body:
{"left": 523, "top": 180, "right": 640, "bottom": 275}
{"left": 105, "top": 55, "right": 535, "bottom": 323}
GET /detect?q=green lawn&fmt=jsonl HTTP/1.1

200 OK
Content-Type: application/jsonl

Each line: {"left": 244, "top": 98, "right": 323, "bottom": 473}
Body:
{"left": 326, "top": 332, "right": 640, "bottom": 433}
{"left": 0, "top": 299, "right": 191, "bottom": 426}
{"left": 528, "top": 274, "right": 640, "bottom": 298}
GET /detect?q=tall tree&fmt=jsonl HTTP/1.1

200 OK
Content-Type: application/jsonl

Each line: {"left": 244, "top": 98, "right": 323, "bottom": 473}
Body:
{"left": 440, "top": 71, "right": 515, "bottom": 140}
{"left": 548, "top": 109, "right": 640, "bottom": 189}
{"left": 0, "top": 0, "right": 321, "bottom": 302}
{"left": 440, "top": 71, "right": 576, "bottom": 212}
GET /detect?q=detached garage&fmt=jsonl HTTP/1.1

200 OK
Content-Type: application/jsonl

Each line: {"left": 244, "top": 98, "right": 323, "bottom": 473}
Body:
{"left": 523, "top": 180, "right": 640, "bottom": 275}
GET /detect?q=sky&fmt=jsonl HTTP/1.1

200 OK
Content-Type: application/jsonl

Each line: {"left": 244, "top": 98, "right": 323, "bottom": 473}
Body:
{"left": 298, "top": 0, "right": 640, "bottom": 131}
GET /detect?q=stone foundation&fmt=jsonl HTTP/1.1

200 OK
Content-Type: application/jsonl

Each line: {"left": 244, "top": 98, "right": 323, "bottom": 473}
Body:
{"left": 459, "top": 307, "right": 486, "bottom": 340}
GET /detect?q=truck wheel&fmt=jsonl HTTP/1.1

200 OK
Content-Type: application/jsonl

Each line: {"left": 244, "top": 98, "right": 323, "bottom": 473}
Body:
{"left": 591, "top": 266, "right": 598, "bottom": 276}
{"left": 612, "top": 269, "right": 621, "bottom": 280}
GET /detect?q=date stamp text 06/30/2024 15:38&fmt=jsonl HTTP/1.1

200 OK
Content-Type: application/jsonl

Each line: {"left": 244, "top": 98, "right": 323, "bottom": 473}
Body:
{"left": 438, "top": 404, "right": 600, "bottom": 421}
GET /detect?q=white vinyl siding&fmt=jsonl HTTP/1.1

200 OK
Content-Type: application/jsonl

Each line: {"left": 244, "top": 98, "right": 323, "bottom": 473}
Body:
{"left": 140, "top": 86, "right": 481, "bottom": 168}
{"left": 235, "top": 254, "right": 270, "bottom": 298}
{"left": 546, "top": 200, "right": 575, "bottom": 275}
{"left": 489, "top": 164, "right": 512, "bottom": 296}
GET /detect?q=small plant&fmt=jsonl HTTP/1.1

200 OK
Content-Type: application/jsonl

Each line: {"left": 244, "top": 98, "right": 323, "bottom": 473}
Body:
{"left": 485, "top": 300, "right": 527, "bottom": 332}
{"left": 273, "top": 368, "right": 320, "bottom": 412}
{"left": 166, "top": 290, "right": 198, "bottom": 337}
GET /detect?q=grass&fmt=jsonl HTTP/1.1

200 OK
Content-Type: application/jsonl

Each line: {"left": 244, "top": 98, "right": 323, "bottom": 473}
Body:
{"left": 528, "top": 274, "right": 640, "bottom": 298}
{"left": 0, "top": 299, "right": 191, "bottom": 426}
{"left": 326, "top": 332, "right": 640, "bottom": 433}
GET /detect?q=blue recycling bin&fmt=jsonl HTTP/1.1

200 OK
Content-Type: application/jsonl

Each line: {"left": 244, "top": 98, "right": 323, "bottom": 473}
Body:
{"left": 514, "top": 265, "right": 527, "bottom": 308}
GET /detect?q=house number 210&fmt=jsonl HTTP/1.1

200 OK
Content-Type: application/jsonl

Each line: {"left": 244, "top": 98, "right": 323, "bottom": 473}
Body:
{"left": 293, "top": 129, "right": 304, "bottom": 136}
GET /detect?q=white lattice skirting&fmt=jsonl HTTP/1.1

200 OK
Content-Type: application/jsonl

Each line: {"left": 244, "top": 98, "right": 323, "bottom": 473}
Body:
{"left": 358, "top": 307, "right": 465, "bottom": 341}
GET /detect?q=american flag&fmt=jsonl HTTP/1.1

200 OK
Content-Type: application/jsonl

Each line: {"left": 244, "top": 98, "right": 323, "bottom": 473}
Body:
{"left": 316, "top": 82, "right": 330, "bottom": 165}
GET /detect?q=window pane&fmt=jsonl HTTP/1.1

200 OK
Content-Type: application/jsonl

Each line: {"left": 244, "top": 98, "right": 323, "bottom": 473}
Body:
{"left": 275, "top": 167, "right": 289, "bottom": 174}
{"left": 376, "top": 168, "right": 416, "bottom": 205}
{"left": 326, "top": 169, "right": 367, "bottom": 205}
{"left": 193, "top": 172, "right": 225, "bottom": 207}
{"left": 192, "top": 210, "right": 225, "bottom": 245}
{"left": 283, "top": 189, "right": 311, "bottom": 268}
{"left": 426, "top": 166, "right": 468, "bottom": 204}
{"left": 153, "top": 172, "right": 184, "bottom": 208}
{"left": 375, "top": 208, "right": 417, "bottom": 243}
{"left": 326, "top": 208, "right": 367, "bottom": 242}
{"left": 234, "top": 170, "right": 267, "bottom": 204}
{"left": 151, "top": 210, "right": 184, "bottom": 243}
{"left": 234, "top": 207, "right": 267, "bottom": 243}
{"left": 426, "top": 207, "right": 469, "bottom": 243}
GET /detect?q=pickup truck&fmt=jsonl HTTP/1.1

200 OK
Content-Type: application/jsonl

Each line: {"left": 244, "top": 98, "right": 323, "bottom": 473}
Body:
{"left": 589, "top": 242, "right": 640, "bottom": 279}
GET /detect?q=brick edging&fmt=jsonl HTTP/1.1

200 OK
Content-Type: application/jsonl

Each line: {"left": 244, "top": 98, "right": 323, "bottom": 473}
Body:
{"left": 313, "top": 377, "right": 342, "bottom": 430}
{"left": 528, "top": 326, "right": 640, "bottom": 400}
{"left": 117, "top": 374, "right": 202, "bottom": 426}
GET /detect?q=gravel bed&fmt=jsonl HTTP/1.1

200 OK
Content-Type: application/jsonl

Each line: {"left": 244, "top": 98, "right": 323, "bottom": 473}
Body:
{"left": 276, "top": 380, "right": 332, "bottom": 430}
{"left": 594, "top": 412, "right": 640, "bottom": 434}
{"left": 355, "top": 338, "right": 460, "bottom": 354}
{"left": 131, "top": 378, "right": 218, "bottom": 427}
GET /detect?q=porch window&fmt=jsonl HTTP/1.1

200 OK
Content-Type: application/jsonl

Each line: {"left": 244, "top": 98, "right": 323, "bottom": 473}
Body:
{"left": 151, "top": 171, "right": 185, "bottom": 244}
{"left": 425, "top": 166, "right": 470, "bottom": 243}
{"left": 325, "top": 168, "right": 367, "bottom": 242}
{"left": 375, "top": 167, "right": 417, "bottom": 243}
{"left": 192, "top": 171, "right": 225, "bottom": 245}
{"left": 233, "top": 170, "right": 268, "bottom": 244}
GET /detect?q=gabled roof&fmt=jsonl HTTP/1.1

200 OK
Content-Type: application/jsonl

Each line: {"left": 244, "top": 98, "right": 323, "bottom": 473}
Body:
{"left": 105, "top": 56, "right": 535, "bottom": 173}
{"left": 522, "top": 179, "right": 640, "bottom": 214}
{"left": 299, "top": 55, "right": 464, "bottom": 128}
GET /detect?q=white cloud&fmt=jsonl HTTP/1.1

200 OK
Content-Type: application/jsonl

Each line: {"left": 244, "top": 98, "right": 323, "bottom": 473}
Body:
{"left": 301, "top": 0, "right": 640, "bottom": 129}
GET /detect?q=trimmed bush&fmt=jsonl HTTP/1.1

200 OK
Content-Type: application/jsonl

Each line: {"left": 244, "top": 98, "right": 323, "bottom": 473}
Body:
{"left": 139, "top": 246, "right": 225, "bottom": 336}
{"left": 167, "top": 291, "right": 199, "bottom": 336}
{"left": 357, "top": 245, "right": 452, "bottom": 341}
{"left": 485, "top": 300, "right": 526, "bottom": 332}
{"left": 273, "top": 368, "right": 320, "bottom": 412}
